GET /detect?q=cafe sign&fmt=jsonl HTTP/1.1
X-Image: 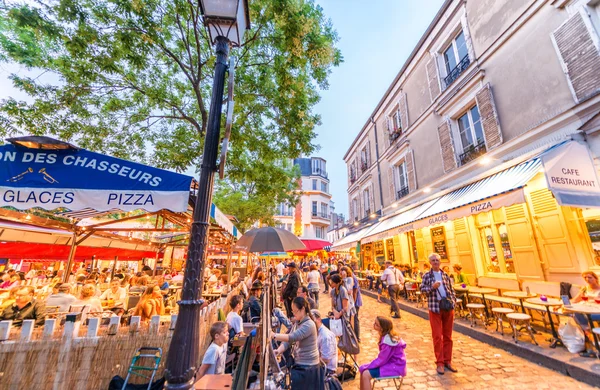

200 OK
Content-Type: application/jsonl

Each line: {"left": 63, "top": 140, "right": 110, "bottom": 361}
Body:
{"left": 541, "top": 141, "right": 600, "bottom": 208}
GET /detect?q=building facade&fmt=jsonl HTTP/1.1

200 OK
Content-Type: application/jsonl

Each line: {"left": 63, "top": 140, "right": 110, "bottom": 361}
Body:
{"left": 274, "top": 157, "right": 332, "bottom": 240}
{"left": 336, "top": 0, "right": 600, "bottom": 285}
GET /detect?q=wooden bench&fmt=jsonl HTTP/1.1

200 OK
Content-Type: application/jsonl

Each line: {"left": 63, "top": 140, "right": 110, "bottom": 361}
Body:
{"left": 469, "top": 277, "right": 520, "bottom": 307}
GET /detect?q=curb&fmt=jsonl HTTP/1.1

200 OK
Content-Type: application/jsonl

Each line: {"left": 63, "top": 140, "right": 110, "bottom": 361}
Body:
{"left": 361, "top": 290, "right": 600, "bottom": 388}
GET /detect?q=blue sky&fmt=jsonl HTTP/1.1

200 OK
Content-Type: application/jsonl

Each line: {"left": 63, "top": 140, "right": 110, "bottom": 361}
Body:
{"left": 313, "top": 0, "right": 445, "bottom": 217}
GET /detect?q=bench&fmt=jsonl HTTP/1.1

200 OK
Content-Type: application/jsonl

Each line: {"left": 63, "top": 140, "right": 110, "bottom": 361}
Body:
{"left": 469, "top": 277, "right": 520, "bottom": 308}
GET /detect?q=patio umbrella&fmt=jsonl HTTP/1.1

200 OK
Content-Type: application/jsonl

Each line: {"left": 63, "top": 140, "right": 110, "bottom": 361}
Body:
{"left": 235, "top": 227, "right": 305, "bottom": 253}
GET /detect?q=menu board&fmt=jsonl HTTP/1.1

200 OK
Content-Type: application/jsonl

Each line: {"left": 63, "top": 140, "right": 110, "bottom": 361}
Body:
{"left": 386, "top": 239, "right": 395, "bottom": 262}
{"left": 374, "top": 241, "right": 385, "bottom": 256}
{"left": 431, "top": 226, "right": 448, "bottom": 260}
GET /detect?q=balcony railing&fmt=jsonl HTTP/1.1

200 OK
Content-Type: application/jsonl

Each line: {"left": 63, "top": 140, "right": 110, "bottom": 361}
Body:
{"left": 459, "top": 141, "right": 487, "bottom": 166}
{"left": 396, "top": 186, "right": 409, "bottom": 200}
{"left": 276, "top": 211, "right": 294, "bottom": 217}
{"left": 312, "top": 211, "right": 330, "bottom": 219}
{"left": 312, "top": 168, "right": 328, "bottom": 179}
{"left": 444, "top": 55, "right": 470, "bottom": 87}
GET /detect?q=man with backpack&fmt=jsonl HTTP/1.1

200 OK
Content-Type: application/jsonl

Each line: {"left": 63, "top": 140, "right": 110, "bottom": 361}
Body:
{"left": 380, "top": 260, "right": 404, "bottom": 319}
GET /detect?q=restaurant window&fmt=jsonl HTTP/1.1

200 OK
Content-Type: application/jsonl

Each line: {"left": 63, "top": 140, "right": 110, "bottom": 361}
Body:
{"left": 478, "top": 223, "right": 515, "bottom": 274}
{"left": 582, "top": 209, "right": 600, "bottom": 266}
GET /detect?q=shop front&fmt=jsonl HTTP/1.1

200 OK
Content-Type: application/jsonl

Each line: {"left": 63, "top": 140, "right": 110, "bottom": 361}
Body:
{"left": 361, "top": 141, "right": 600, "bottom": 286}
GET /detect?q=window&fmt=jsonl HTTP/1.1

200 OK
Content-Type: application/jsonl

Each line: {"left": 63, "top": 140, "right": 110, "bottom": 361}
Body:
{"left": 457, "top": 105, "right": 486, "bottom": 165}
{"left": 320, "top": 202, "right": 328, "bottom": 219}
{"left": 396, "top": 162, "right": 409, "bottom": 199}
{"left": 443, "top": 30, "right": 470, "bottom": 86}
{"left": 312, "top": 201, "right": 317, "bottom": 217}
{"left": 350, "top": 163, "right": 357, "bottom": 184}
{"left": 312, "top": 179, "right": 317, "bottom": 190}
{"left": 363, "top": 189, "right": 370, "bottom": 216}
{"left": 392, "top": 111, "right": 402, "bottom": 133}
{"left": 315, "top": 226, "right": 325, "bottom": 239}
{"left": 352, "top": 198, "right": 358, "bottom": 221}
{"left": 312, "top": 158, "right": 327, "bottom": 177}
{"left": 360, "top": 147, "right": 369, "bottom": 171}
{"left": 320, "top": 181, "right": 328, "bottom": 193}
{"left": 479, "top": 223, "right": 515, "bottom": 274}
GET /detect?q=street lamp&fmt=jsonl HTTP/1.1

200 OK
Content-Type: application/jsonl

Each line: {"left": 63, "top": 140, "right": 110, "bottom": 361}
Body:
{"left": 164, "top": 1, "right": 249, "bottom": 389}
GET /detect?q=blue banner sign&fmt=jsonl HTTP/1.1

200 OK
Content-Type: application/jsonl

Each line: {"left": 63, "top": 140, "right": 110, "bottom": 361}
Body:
{"left": 0, "top": 144, "right": 193, "bottom": 212}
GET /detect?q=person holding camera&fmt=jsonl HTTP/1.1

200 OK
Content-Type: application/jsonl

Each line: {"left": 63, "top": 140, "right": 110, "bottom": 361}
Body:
{"left": 419, "top": 253, "right": 457, "bottom": 375}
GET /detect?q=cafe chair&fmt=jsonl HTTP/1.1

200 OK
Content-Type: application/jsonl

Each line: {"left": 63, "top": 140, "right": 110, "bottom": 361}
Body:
{"left": 466, "top": 303, "right": 486, "bottom": 327}
{"left": 506, "top": 312, "right": 538, "bottom": 345}
{"left": 371, "top": 375, "right": 403, "bottom": 389}
{"left": 126, "top": 294, "right": 141, "bottom": 311}
{"left": 491, "top": 307, "right": 514, "bottom": 336}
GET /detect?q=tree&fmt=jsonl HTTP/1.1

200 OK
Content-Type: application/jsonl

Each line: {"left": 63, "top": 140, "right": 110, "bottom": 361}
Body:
{"left": 0, "top": 0, "right": 341, "bottom": 222}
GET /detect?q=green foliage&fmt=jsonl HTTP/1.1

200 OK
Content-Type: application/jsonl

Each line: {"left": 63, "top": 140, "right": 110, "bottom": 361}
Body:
{"left": 0, "top": 0, "right": 341, "bottom": 224}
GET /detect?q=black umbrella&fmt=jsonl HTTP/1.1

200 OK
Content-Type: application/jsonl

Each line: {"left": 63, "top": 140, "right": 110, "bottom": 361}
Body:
{"left": 235, "top": 226, "right": 306, "bottom": 253}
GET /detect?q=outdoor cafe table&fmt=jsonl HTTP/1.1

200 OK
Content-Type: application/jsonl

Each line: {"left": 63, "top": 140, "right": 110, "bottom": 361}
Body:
{"left": 563, "top": 304, "right": 600, "bottom": 357}
{"left": 503, "top": 291, "right": 536, "bottom": 313}
{"left": 467, "top": 287, "right": 497, "bottom": 318}
{"left": 525, "top": 297, "right": 563, "bottom": 348}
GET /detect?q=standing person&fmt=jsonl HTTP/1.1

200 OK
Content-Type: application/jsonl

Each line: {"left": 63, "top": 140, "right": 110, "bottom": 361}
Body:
{"left": 320, "top": 261, "right": 330, "bottom": 294}
{"left": 380, "top": 260, "right": 404, "bottom": 319}
{"left": 282, "top": 262, "right": 300, "bottom": 318}
{"left": 273, "top": 297, "right": 324, "bottom": 390}
{"left": 351, "top": 270, "right": 363, "bottom": 342}
{"left": 297, "top": 286, "right": 317, "bottom": 310}
{"left": 311, "top": 309, "right": 338, "bottom": 376}
{"left": 275, "top": 260, "right": 285, "bottom": 281}
{"left": 197, "top": 322, "right": 229, "bottom": 380}
{"left": 420, "top": 253, "right": 457, "bottom": 375}
{"left": 358, "top": 316, "right": 407, "bottom": 390}
{"left": 329, "top": 274, "right": 354, "bottom": 321}
{"left": 306, "top": 264, "right": 321, "bottom": 305}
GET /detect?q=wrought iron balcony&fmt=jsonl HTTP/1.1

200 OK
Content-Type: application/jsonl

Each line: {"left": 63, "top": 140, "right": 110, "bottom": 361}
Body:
{"left": 396, "top": 186, "right": 409, "bottom": 200}
{"left": 444, "top": 55, "right": 470, "bottom": 87}
{"left": 459, "top": 141, "right": 487, "bottom": 166}
{"left": 276, "top": 211, "right": 294, "bottom": 217}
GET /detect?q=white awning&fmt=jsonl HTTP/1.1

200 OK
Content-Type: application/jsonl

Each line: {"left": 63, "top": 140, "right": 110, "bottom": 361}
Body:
{"left": 331, "top": 224, "right": 378, "bottom": 251}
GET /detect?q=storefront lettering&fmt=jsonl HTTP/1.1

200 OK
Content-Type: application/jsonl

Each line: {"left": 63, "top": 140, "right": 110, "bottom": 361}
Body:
{"left": 428, "top": 214, "right": 448, "bottom": 225}
{"left": 2, "top": 189, "right": 74, "bottom": 204}
{"left": 107, "top": 193, "right": 155, "bottom": 206}
{"left": 550, "top": 176, "right": 597, "bottom": 187}
{"left": 470, "top": 201, "right": 492, "bottom": 213}
{"left": 397, "top": 224, "right": 415, "bottom": 234}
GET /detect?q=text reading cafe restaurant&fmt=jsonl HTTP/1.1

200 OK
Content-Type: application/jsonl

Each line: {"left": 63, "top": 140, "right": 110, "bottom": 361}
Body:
{"left": 333, "top": 140, "right": 600, "bottom": 286}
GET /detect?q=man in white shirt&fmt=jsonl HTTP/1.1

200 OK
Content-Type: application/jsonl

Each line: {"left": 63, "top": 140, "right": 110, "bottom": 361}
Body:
{"left": 311, "top": 309, "right": 338, "bottom": 375}
{"left": 99, "top": 280, "right": 127, "bottom": 306}
{"left": 275, "top": 261, "right": 285, "bottom": 278}
{"left": 381, "top": 260, "right": 404, "bottom": 319}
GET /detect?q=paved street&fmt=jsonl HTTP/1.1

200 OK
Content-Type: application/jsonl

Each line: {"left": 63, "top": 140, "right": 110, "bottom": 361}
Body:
{"left": 317, "top": 293, "right": 596, "bottom": 390}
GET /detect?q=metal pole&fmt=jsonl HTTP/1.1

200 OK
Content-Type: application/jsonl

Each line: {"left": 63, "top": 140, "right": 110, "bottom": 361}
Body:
{"left": 62, "top": 231, "right": 78, "bottom": 283}
{"left": 164, "top": 35, "right": 230, "bottom": 390}
{"left": 111, "top": 256, "right": 118, "bottom": 281}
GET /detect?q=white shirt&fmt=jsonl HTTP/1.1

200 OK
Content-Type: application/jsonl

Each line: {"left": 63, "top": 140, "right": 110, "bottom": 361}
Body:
{"left": 433, "top": 271, "right": 447, "bottom": 297}
{"left": 226, "top": 311, "right": 244, "bottom": 334}
{"left": 100, "top": 287, "right": 127, "bottom": 304}
{"left": 317, "top": 324, "right": 338, "bottom": 372}
{"left": 276, "top": 262, "right": 285, "bottom": 277}
{"left": 381, "top": 266, "right": 404, "bottom": 286}
{"left": 307, "top": 270, "right": 320, "bottom": 284}
{"left": 202, "top": 342, "right": 226, "bottom": 375}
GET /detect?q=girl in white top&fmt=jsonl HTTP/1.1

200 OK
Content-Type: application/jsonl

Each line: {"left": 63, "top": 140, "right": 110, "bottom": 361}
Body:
{"left": 306, "top": 264, "right": 321, "bottom": 305}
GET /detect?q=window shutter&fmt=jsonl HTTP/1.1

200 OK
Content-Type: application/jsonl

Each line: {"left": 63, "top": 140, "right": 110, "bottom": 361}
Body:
{"left": 406, "top": 149, "right": 416, "bottom": 192}
{"left": 475, "top": 83, "right": 503, "bottom": 150}
{"left": 426, "top": 55, "right": 441, "bottom": 101}
{"left": 355, "top": 156, "right": 360, "bottom": 176}
{"left": 370, "top": 184, "right": 375, "bottom": 214}
{"left": 399, "top": 92, "right": 409, "bottom": 131}
{"left": 388, "top": 166, "right": 396, "bottom": 203}
{"left": 437, "top": 119, "right": 457, "bottom": 173}
{"left": 367, "top": 141, "right": 371, "bottom": 165}
{"left": 551, "top": 10, "right": 600, "bottom": 103}
{"left": 382, "top": 118, "right": 390, "bottom": 149}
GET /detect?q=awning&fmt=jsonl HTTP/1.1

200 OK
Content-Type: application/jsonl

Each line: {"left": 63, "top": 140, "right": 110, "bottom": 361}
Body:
{"left": 541, "top": 141, "right": 600, "bottom": 208}
{"left": 210, "top": 203, "right": 240, "bottom": 239}
{"left": 362, "top": 199, "right": 439, "bottom": 244}
{"left": 290, "top": 239, "right": 332, "bottom": 254}
{"left": 331, "top": 224, "right": 378, "bottom": 251}
{"left": 0, "top": 138, "right": 193, "bottom": 213}
{"left": 0, "top": 242, "right": 157, "bottom": 261}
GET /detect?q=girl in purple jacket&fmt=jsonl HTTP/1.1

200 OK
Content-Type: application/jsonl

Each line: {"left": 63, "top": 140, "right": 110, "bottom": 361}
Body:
{"left": 359, "top": 316, "right": 407, "bottom": 389}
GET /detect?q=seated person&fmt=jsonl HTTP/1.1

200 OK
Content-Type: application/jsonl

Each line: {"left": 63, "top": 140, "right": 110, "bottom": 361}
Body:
{"left": 100, "top": 279, "right": 127, "bottom": 306}
{"left": 78, "top": 284, "right": 103, "bottom": 313}
{"left": 133, "top": 286, "right": 165, "bottom": 321}
{"left": 46, "top": 283, "right": 78, "bottom": 312}
{"left": 572, "top": 271, "right": 600, "bottom": 356}
{"left": 129, "top": 275, "right": 149, "bottom": 294}
{"left": 207, "top": 269, "right": 221, "bottom": 291}
{"left": 453, "top": 264, "right": 469, "bottom": 286}
{"left": 226, "top": 295, "right": 245, "bottom": 336}
{"left": 312, "top": 309, "right": 338, "bottom": 376}
{"left": 297, "top": 285, "right": 317, "bottom": 310}
{"left": 1, "top": 286, "right": 46, "bottom": 327}
{"left": 359, "top": 316, "right": 407, "bottom": 390}
{"left": 197, "top": 321, "right": 229, "bottom": 380}
{"left": 0, "top": 287, "right": 18, "bottom": 312}
{"left": 242, "top": 281, "right": 263, "bottom": 323}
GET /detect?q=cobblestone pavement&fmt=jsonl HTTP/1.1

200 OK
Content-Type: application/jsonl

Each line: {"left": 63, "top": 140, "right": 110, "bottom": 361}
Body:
{"left": 317, "top": 293, "right": 596, "bottom": 390}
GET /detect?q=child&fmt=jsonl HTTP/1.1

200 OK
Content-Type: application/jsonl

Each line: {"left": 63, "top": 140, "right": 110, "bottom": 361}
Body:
{"left": 359, "top": 316, "right": 407, "bottom": 390}
{"left": 197, "top": 321, "right": 229, "bottom": 380}
{"left": 226, "top": 295, "right": 245, "bottom": 336}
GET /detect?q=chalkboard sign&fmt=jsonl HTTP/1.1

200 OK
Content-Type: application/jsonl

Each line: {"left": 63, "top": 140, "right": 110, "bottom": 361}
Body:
{"left": 374, "top": 241, "right": 384, "bottom": 256}
{"left": 431, "top": 226, "right": 448, "bottom": 260}
{"left": 386, "top": 239, "right": 395, "bottom": 262}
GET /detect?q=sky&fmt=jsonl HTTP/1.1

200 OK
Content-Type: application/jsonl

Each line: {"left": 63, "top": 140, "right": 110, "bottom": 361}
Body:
{"left": 0, "top": 0, "right": 445, "bottom": 218}
{"left": 312, "top": 0, "right": 445, "bottom": 217}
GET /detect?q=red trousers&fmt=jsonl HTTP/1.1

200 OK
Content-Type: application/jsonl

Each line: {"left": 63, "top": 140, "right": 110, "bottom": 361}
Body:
{"left": 428, "top": 310, "right": 454, "bottom": 366}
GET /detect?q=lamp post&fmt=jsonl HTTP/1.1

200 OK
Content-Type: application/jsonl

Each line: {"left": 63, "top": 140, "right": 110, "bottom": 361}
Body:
{"left": 164, "top": 1, "right": 249, "bottom": 389}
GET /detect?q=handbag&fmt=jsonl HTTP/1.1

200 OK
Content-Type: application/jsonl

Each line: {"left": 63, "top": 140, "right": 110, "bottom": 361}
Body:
{"left": 436, "top": 289, "right": 453, "bottom": 311}
{"left": 337, "top": 315, "right": 360, "bottom": 355}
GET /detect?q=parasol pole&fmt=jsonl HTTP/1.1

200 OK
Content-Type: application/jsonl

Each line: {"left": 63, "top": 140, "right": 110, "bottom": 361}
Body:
{"left": 63, "top": 231, "right": 78, "bottom": 283}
